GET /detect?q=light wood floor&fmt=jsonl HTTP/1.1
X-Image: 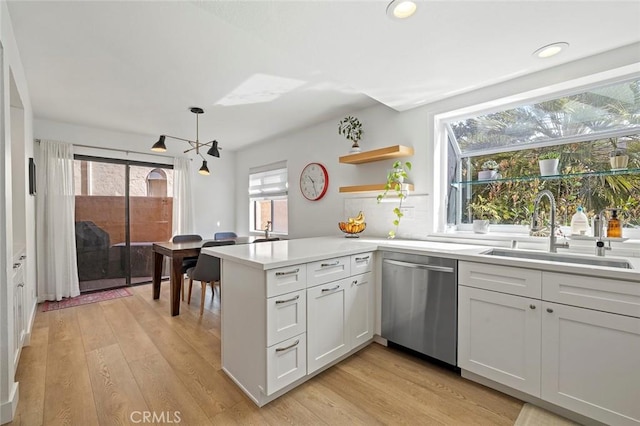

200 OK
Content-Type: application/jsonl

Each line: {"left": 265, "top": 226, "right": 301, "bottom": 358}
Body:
{"left": 10, "top": 282, "right": 523, "bottom": 425}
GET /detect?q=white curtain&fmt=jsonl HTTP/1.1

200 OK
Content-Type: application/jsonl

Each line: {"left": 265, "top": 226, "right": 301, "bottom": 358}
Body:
{"left": 36, "top": 140, "right": 80, "bottom": 301}
{"left": 172, "top": 157, "right": 194, "bottom": 237}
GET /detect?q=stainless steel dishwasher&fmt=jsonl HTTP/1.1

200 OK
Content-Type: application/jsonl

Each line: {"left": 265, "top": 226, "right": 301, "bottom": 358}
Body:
{"left": 381, "top": 251, "right": 458, "bottom": 366}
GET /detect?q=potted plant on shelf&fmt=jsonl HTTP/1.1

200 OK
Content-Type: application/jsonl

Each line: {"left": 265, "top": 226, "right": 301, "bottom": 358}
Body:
{"left": 538, "top": 152, "right": 560, "bottom": 176}
{"left": 377, "top": 160, "right": 412, "bottom": 239}
{"left": 609, "top": 138, "right": 629, "bottom": 171}
{"left": 478, "top": 160, "right": 499, "bottom": 180}
{"left": 468, "top": 196, "right": 501, "bottom": 234}
{"left": 338, "top": 116, "right": 363, "bottom": 153}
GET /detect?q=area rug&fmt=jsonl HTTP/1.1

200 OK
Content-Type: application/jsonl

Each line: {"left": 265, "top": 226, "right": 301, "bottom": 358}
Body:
{"left": 515, "top": 403, "right": 580, "bottom": 426}
{"left": 41, "top": 287, "right": 133, "bottom": 312}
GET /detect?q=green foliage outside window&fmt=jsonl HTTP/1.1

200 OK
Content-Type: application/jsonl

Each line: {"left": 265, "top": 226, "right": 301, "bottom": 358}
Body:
{"left": 462, "top": 137, "right": 640, "bottom": 227}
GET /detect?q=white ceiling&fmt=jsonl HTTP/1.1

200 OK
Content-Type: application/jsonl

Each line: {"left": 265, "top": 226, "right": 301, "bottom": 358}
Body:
{"left": 7, "top": 1, "right": 640, "bottom": 154}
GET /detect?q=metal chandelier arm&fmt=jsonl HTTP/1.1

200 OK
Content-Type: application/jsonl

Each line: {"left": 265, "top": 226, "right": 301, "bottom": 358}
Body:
{"left": 163, "top": 134, "right": 196, "bottom": 144}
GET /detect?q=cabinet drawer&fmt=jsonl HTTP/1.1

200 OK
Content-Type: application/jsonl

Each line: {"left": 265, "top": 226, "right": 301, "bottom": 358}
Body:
{"left": 267, "top": 290, "right": 306, "bottom": 346}
{"left": 459, "top": 261, "right": 542, "bottom": 298}
{"left": 266, "top": 333, "right": 307, "bottom": 395}
{"left": 351, "top": 252, "right": 374, "bottom": 275}
{"left": 306, "top": 256, "right": 350, "bottom": 287}
{"left": 266, "top": 264, "right": 307, "bottom": 298}
{"left": 543, "top": 272, "right": 640, "bottom": 318}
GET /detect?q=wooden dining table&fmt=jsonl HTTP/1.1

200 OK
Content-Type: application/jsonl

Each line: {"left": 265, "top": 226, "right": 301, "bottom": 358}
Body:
{"left": 152, "top": 236, "right": 264, "bottom": 316}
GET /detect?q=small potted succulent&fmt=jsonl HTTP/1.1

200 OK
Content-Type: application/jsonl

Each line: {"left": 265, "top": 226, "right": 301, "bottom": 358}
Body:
{"left": 478, "top": 160, "right": 499, "bottom": 180}
{"left": 609, "top": 138, "right": 629, "bottom": 170}
{"left": 538, "top": 152, "right": 560, "bottom": 176}
{"left": 338, "top": 116, "right": 363, "bottom": 153}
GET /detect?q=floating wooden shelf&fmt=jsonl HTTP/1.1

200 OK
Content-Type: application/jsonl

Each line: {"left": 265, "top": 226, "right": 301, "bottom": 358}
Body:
{"left": 339, "top": 183, "right": 414, "bottom": 193}
{"left": 339, "top": 145, "right": 414, "bottom": 165}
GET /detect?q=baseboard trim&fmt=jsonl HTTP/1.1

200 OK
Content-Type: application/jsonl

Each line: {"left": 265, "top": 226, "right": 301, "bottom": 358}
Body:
{"left": 0, "top": 382, "right": 19, "bottom": 425}
{"left": 22, "top": 298, "right": 38, "bottom": 347}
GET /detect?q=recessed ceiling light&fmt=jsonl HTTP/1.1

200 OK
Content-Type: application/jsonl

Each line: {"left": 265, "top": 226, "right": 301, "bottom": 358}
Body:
{"left": 533, "top": 42, "right": 569, "bottom": 59}
{"left": 386, "top": 0, "right": 417, "bottom": 20}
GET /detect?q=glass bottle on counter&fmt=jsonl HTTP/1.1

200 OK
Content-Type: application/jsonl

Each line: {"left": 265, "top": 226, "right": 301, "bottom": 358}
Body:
{"left": 607, "top": 209, "right": 622, "bottom": 238}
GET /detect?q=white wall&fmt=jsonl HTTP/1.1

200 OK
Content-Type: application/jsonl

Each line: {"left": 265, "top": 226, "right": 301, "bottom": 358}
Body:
{"left": 34, "top": 119, "right": 236, "bottom": 238}
{"left": 234, "top": 43, "right": 640, "bottom": 239}
{"left": 0, "top": 1, "right": 36, "bottom": 423}
{"left": 234, "top": 103, "right": 430, "bottom": 238}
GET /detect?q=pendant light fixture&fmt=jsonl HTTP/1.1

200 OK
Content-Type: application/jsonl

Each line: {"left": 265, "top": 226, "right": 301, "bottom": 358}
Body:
{"left": 151, "top": 107, "right": 221, "bottom": 175}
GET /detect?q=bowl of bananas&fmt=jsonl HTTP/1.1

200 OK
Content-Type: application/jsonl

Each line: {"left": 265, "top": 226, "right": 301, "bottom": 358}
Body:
{"left": 338, "top": 211, "right": 366, "bottom": 238}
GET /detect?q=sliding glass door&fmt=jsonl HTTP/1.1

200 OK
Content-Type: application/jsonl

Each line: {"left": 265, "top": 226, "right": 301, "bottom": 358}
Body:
{"left": 73, "top": 156, "right": 173, "bottom": 293}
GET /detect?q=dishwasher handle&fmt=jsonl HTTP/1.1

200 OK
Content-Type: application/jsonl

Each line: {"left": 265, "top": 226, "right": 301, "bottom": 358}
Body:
{"left": 383, "top": 258, "right": 454, "bottom": 273}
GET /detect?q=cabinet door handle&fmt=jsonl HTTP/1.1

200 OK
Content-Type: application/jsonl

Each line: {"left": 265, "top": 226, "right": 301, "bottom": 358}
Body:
{"left": 275, "top": 339, "right": 300, "bottom": 352}
{"left": 320, "top": 261, "right": 340, "bottom": 267}
{"left": 352, "top": 280, "right": 358, "bottom": 286}
{"left": 17, "top": 283, "right": 24, "bottom": 288}
{"left": 275, "top": 268, "right": 299, "bottom": 277}
{"left": 275, "top": 295, "right": 300, "bottom": 305}
{"left": 529, "top": 304, "right": 536, "bottom": 310}
{"left": 355, "top": 256, "right": 370, "bottom": 262}
{"left": 13, "top": 263, "right": 21, "bottom": 269}
{"left": 546, "top": 308, "right": 554, "bottom": 313}
{"left": 19, "top": 255, "right": 27, "bottom": 260}
{"left": 321, "top": 285, "right": 340, "bottom": 293}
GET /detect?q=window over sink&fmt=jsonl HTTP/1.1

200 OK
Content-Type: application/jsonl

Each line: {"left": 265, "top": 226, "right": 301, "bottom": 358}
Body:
{"left": 441, "top": 76, "right": 640, "bottom": 235}
{"left": 249, "top": 161, "right": 289, "bottom": 235}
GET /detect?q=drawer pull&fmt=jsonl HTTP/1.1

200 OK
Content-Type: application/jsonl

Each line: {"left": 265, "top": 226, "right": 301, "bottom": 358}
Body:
{"left": 321, "top": 285, "right": 340, "bottom": 293}
{"left": 546, "top": 308, "right": 554, "bottom": 313}
{"left": 355, "top": 256, "right": 370, "bottom": 262}
{"left": 13, "top": 263, "right": 21, "bottom": 269}
{"left": 275, "top": 339, "right": 300, "bottom": 352}
{"left": 19, "top": 255, "right": 27, "bottom": 260}
{"left": 17, "top": 283, "right": 24, "bottom": 288}
{"left": 320, "top": 261, "right": 340, "bottom": 267}
{"left": 529, "top": 304, "right": 536, "bottom": 310}
{"left": 275, "top": 268, "right": 300, "bottom": 277}
{"left": 275, "top": 295, "right": 300, "bottom": 305}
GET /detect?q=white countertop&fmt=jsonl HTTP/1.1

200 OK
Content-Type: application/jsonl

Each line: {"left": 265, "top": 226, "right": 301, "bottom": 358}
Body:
{"left": 203, "top": 236, "right": 640, "bottom": 282}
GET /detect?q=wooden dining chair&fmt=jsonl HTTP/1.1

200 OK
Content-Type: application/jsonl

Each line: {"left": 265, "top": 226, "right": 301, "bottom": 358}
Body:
{"left": 172, "top": 234, "right": 202, "bottom": 300}
{"left": 214, "top": 231, "right": 237, "bottom": 240}
{"left": 186, "top": 240, "right": 235, "bottom": 315}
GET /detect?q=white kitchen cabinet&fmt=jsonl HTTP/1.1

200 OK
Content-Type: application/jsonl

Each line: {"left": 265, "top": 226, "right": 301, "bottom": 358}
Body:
{"left": 266, "top": 334, "right": 307, "bottom": 394}
{"left": 307, "top": 279, "right": 350, "bottom": 373}
{"left": 541, "top": 301, "right": 640, "bottom": 426}
{"left": 348, "top": 272, "right": 374, "bottom": 348}
{"left": 12, "top": 254, "right": 26, "bottom": 371}
{"left": 266, "top": 289, "right": 306, "bottom": 347}
{"left": 459, "top": 260, "right": 640, "bottom": 426}
{"left": 306, "top": 256, "right": 350, "bottom": 287}
{"left": 458, "top": 285, "right": 541, "bottom": 396}
{"left": 221, "top": 250, "right": 375, "bottom": 407}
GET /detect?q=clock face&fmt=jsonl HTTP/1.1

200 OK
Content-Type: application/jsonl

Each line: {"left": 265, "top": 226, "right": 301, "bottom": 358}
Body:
{"left": 300, "top": 163, "right": 329, "bottom": 201}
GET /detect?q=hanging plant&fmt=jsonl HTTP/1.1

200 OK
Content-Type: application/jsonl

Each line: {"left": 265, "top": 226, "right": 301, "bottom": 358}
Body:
{"left": 338, "top": 116, "right": 363, "bottom": 151}
{"left": 376, "top": 160, "right": 412, "bottom": 239}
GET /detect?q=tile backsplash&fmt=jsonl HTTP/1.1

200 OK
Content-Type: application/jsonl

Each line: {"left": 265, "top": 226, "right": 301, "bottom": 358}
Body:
{"left": 344, "top": 194, "right": 430, "bottom": 239}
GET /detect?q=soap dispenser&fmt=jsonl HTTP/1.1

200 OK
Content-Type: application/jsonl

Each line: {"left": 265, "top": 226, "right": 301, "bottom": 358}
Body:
{"left": 607, "top": 209, "right": 622, "bottom": 238}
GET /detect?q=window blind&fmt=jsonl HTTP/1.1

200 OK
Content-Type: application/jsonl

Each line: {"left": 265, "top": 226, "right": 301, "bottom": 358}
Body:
{"left": 249, "top": 161, "right": 288, "bottom": 197}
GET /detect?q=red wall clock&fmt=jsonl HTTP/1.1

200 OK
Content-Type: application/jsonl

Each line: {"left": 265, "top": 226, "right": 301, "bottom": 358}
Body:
{"left": 300, "top": 162, "right": 329, "bottom": 201}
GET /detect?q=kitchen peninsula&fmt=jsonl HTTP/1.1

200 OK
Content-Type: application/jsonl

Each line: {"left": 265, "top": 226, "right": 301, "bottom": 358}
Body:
{"left": 204, "top": 236, "right": 640, "bottom": 425}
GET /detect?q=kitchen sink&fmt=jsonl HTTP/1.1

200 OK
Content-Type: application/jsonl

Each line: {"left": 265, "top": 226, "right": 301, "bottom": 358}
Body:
{"left": 482, "top": 248, "right": 633, "bottom": 269}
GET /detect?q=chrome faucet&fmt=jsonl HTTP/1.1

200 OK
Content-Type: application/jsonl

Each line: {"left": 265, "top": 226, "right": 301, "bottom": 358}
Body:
{"left": 594, "top": 208, "right": 615, "bottom": 256}
{"left": 264, "top": 220, "right": 272, "bottom": 239}
{"left": 531, "top": 190, "right": 569, "bottom": 253}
